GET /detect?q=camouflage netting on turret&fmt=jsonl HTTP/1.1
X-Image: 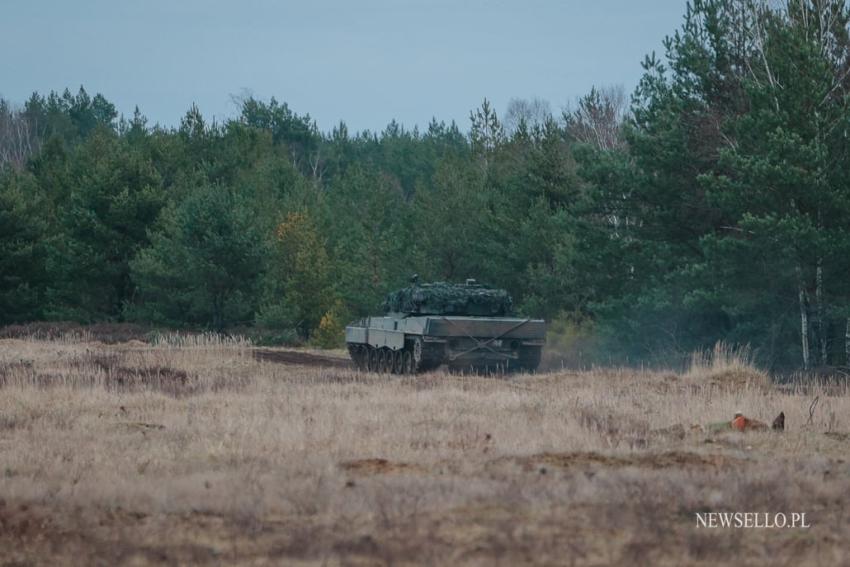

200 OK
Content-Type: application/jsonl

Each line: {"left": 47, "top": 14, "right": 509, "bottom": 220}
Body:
{"left": 383, "top": 282, "right": 513, "bottom": 316}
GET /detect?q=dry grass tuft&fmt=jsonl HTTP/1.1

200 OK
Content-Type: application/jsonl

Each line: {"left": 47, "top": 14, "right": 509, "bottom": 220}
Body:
{"left": 150, "top": 331, "right": 252, "bottom": 349}
{"left": 684, "top": 341, "right": 770, "bottom": 389}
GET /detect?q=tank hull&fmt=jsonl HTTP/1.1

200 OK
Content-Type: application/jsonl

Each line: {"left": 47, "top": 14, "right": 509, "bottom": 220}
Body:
{"left": 345, "top": 315, "right": 545, "bottom": 374}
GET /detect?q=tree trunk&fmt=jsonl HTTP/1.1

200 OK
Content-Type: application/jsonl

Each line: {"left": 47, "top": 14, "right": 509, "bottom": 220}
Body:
{"left": 845, "top": 318, "right": 850, "bottom": 367}
{"left": 816, "top": 260, "right": 827, "bottom": 366}
{"left": 798, "top": 276, "right": 810, "bottom": 370}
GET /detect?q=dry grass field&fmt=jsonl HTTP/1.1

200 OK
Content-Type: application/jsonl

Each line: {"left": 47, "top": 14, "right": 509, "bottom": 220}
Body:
{"left": 1, "top": 332, "right": 849, "bottom": 566}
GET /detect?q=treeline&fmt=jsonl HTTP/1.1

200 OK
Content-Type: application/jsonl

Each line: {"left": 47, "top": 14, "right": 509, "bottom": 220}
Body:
{"left": 3, "top": 0, "right": 850, "bottom": 369}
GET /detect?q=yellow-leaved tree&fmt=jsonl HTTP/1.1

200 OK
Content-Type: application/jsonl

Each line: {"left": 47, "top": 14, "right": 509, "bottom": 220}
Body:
{"left": 312, "top": 300, "right": 347, "bottom": 349}
{"left": 258, "top": 210, "right": 340, "bottom": 342}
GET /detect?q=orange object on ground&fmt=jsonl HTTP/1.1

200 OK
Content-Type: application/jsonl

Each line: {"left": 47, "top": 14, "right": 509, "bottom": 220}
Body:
{"left": 730, "top": 414, "right": 767, "bottom": 431}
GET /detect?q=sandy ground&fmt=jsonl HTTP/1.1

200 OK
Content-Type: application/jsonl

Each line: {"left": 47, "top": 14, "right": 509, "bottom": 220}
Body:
{"left": 1, "top": 336, "right": 848, "bottom": 566}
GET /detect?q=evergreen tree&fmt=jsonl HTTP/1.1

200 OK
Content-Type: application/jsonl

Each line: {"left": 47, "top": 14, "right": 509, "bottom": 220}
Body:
{"left": 129, "top": 183, "right": 265, "bottom": 329}
{"left": 0, "top": 171, "right": 48, "bottom": 323}
{"left": 700, "top": 0, "right": 850, "bottom": 368}
{"left": 323, "top": 166, "right": 411, "bottom": 316}
{"left": 45, "top": 129, "right": 166, "bottom": 320}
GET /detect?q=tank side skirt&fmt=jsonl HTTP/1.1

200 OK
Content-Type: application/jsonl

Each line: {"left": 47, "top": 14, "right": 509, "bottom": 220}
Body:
{"left": 366, "top": 329, "right": 406, "bottom": 350}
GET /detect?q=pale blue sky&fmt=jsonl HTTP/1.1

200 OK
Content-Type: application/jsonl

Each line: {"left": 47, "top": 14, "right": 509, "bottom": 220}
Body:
{"left": 1, "top": 0, "right": 685, "bottom": 132}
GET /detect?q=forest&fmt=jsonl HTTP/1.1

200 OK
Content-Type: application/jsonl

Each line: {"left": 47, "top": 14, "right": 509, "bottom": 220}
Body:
{"left": 3, "top": 0, "right": 850, "bottom": 370}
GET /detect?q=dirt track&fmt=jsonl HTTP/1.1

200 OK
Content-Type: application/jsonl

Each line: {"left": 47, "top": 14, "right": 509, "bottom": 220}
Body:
{"left": 252, "top": 348, "right": 351, "bottom": 369}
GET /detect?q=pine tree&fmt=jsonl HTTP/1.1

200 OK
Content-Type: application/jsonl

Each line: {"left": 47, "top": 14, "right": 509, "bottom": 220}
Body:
{"left": 0, "top": 171, "right": 48, "bottom": 323}
{"left": 129, "top": 184, "right": 265, "bottom": 329}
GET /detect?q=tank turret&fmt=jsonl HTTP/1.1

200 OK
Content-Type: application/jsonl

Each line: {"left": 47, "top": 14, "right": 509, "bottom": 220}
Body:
{"left": 382, "top": 280, "right": 513, "bottom": 316}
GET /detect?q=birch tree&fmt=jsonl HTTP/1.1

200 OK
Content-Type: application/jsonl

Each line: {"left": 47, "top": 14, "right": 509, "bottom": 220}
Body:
{"left": 704, "top": 0, "right": 850, "bottom": 368}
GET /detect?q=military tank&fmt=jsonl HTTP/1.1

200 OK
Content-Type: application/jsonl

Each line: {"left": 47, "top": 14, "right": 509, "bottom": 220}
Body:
{"left": 345, "top": 278, "right": 546, "bottom": 374}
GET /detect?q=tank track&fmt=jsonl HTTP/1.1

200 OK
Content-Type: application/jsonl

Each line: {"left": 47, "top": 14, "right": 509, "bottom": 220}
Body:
{"left": 348, "top": 341, "right": 541, "bottom": 375}
{"left": 348, "top": 338, "right": 443, "bottom": 374}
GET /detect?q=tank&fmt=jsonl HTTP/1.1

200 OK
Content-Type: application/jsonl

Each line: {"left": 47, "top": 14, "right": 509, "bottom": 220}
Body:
{"left": 345, "top": 278, "right": 546, "bottom": 374}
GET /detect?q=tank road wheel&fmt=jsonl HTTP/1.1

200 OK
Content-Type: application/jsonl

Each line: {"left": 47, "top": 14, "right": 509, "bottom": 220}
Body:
{"left": 385, "top": 350, "right": 393, "bottom": 374}
{"left": 355, "top": 346, "right": 369, "bottom": 370}
{"left": 411, "top": 338, "right": 441, "bottom": 373}
{"left": 412, "top": 338, "right": 424, "bottom": 372}
{"left": 385, "top": 349, "right": 395, "bottom": 374}
{"left": 392, "top": 349, "right": 404, "bottom": 374}
{"left": 412, "top": 338, "right": 444, "bottom": 373}
{"left": 381, "top": 349, "right": 393, "bottom": 374}
{"left": 402, "top": 350, "right": 414, "bottom": 375}
{"left": 375, "top": 349, "right": 385, "bottom": 373}
{"left": 347, "top": 345, "right": 358, "bottom": 369}
{"left": 367, "top": 347, "right": 378, "bottom": 372}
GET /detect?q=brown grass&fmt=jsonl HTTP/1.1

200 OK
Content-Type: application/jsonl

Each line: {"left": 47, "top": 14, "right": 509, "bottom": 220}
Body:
{"left": 0, "top": 334, "right": 848, "bottom": 566}
{"left": 684, "top": 342, "right": 771, "bottom": 389}
{"left": 0, "top": 321, "right": 151, "bottom": 344}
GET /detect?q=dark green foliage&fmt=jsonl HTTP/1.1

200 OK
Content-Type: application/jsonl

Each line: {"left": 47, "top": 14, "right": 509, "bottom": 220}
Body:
{"left": 24, "top": 87, "right": 117, "bottom": 146}
{"left": 45, "top": 129, "right": 166, "bottom": 320}
{"left": 129, "top": 184, "right": 266, "bottom": 330}
{"left": 257, "top": 209, "right": 336, "bottom": 339}
{"left": 0, "top": 172, "right": 48, "bottom": 323}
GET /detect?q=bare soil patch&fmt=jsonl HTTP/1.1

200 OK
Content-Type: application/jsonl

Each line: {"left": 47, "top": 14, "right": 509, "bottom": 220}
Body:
{"left": 505, "top": 450, "right": 747, "bottom": 471}
{"left": 253, "top": 348, "right": 351, "bottom": 369}
{"left": 339, "top": 458, "right": 427, "bottom": 475}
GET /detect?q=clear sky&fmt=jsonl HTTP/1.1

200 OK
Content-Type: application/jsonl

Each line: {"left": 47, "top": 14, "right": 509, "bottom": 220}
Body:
{"left": 1, "top": 0, "right": 686, "bottom": 133}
